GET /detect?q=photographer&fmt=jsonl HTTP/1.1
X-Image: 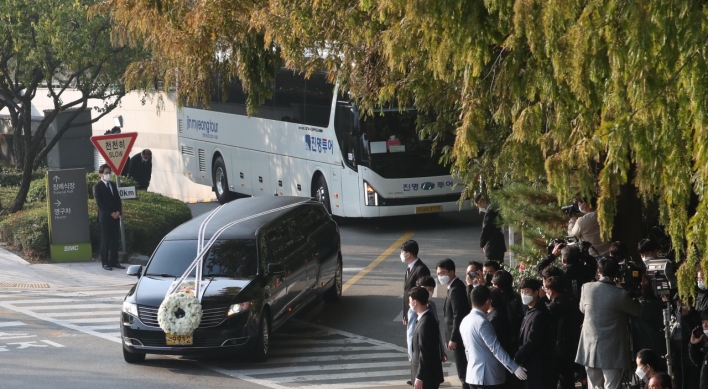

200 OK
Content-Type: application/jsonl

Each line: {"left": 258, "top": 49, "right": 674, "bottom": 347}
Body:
{"left": 689, "top": 309, "right": 708, "bottom": 389}
{"left": 537, "top": 244, "right": 595, "bottom": 301}
{"left": 567, "top": 197, "right": 611, "bottom": 256}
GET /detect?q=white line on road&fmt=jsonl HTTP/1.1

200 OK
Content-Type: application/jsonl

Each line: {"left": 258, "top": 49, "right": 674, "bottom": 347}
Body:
{"left": 0, "top": 321, "right": 26, "bottom": 327}
{"left": 43, "top": 311, "right": 117, "bottom": 318}
{"left": 276, "top": 337, "right": 382, "bottom": 346}
{"left": 269, "top": 345, "right": 388, "bottom": 355}
{"left": 236, "top": 360, "right": 411, "bottom": 376}
{"left": 41, "top": 340, "right": 65, "bottom": 347}
{"left": 83, "top": 324, "right": 118, "bottom": 330}
{"left": 263, "top": 352, "right": 405, "bottom": 364}
{"left": 63, "top": 317, "right": 119, "bottom": 324}
{"left": 15, "top": 303, "right": 118, "bottom": 311}
{"left": 342, "top": 267, "right": 364, "bottom": 272}
{"left": 268, "top": 369, "right": 412, "bottom": 383}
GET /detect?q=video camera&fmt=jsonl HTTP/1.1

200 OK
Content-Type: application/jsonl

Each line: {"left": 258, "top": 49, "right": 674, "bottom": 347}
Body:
{"left": 546, "top": 236, "right": 597, "bottom": 257}
{"left": 561, "top": 200, "right": 581, "bottom": 216}
{"left": 645, "top": 258, "right": 678, "bottom": 297}
{"left": 617, "top": 260, "right": 643, "bottom": 297}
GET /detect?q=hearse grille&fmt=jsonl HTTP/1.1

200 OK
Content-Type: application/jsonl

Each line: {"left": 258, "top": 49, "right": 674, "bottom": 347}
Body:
{"left": 138, "top": 304, "right": 229, "bottom": 328}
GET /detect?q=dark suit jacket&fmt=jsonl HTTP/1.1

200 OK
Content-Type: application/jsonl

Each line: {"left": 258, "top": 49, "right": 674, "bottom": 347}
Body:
{"left": 515, "top": 301, "right": 554, "bottom": 386}
{"left": 546, "top": 294, "right": 581, "bottom": 361}
{"left": 128, "top": 153, "right": 152, "bottom": 188}
{"left": 480, "top": 208, "right": 506, "bottom": 259}
{"left": 404, "top": 259, "right": 430, "bottom": 313}
{"left": 487, "top": 305, "right": 514, "bottom": 355}
{"left": 411, "top": 310, "right": 444, "bottom": 386}
{"left": 443, "top": 277, "right": 470, "bottom": 344}
{"left": 93, "top": 180, "right": 123, "bottom": 223}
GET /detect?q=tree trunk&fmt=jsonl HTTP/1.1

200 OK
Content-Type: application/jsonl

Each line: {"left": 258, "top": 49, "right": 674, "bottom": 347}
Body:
{"left": 9, "top": 156, "right": 35, "bottom": 213}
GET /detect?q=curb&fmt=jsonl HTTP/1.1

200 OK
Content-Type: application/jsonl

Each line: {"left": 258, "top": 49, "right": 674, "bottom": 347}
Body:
{"left": 185, "top": 198, "right": 217, "bottom": 204}
{"left": 0, "top": 247, "right": 30, "bottom": 266}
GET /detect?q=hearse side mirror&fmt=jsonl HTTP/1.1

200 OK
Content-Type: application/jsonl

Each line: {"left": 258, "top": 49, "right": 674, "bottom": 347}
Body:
{"left": 127, "top": 265, "right": 142, "bottom": 278}
{"left": 267, "top": 263, "right": 285, "bottom": 276}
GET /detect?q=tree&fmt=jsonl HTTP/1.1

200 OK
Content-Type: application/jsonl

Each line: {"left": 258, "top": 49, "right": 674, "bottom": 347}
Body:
{"left": 0, "top": 0, "right": 144, "bottom": 213}
{"left": 104, "top": 0, "right": 708, "bottom": 300}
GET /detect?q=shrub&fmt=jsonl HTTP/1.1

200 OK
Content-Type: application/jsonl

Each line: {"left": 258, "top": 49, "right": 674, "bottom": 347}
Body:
{"left": 0, "top": 172, "right": 191, "bottom": 260}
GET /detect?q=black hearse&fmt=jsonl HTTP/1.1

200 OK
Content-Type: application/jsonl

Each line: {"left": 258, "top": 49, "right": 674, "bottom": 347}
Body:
{"left": 120, "top": 196, "right": 342, "bottom": 363}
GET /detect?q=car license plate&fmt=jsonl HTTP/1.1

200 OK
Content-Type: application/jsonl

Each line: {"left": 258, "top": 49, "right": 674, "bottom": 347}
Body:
{"left": 415, "top": 205, "right": 443, "bottom": 214}
{"left": 165, "top": 333, "right": 193, "bottom": 345}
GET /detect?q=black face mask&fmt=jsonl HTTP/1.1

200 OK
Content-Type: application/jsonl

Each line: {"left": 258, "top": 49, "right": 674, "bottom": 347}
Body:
{"left": 484, "top": 273, "right": 493, "bottom": 284}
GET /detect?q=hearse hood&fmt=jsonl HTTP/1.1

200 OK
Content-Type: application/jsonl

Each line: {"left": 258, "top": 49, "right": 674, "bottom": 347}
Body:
{"left": 134, "top": 277, "right": 251, "bottom": 307}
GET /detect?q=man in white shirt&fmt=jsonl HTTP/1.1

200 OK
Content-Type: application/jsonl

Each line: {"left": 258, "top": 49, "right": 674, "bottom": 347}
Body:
{"left": 461, "top": 285, "right": 527, "bottom": 388}
{"left": 568, "top": 197, "right": 610, "bottom": 256}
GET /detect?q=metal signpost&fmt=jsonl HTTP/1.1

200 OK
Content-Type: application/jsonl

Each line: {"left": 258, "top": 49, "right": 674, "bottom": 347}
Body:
{"left": 47, "top": 169, "right": 92, "bottom": 262}
{"left": 90, "top": 132, "right": 138, "bottom": 255}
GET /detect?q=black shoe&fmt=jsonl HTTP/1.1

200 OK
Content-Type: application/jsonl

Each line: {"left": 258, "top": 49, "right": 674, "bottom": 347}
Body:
{"left": 406, "top": 381, "right": 412, "bottom": 386}
{"left": 113, "top": 264, "right": 126, "bottom": 270}
{"left": 102, "top": 265, "right": 112, "bottom": 271}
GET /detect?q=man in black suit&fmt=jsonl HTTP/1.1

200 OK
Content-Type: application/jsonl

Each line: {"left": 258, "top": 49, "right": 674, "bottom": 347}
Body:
{"left": 127, "top": 149, "right": 152, "bottom": 190}
{"left": 93, "top": 164, "right": 124, "bottom": 271}
{"left": 402, "top": 240, "right": 431, "bottom": 368}
{"left": 437, "top": 258, "right": 472, "bottom": 389}
{"left": 474, "top": 193, "right": 506, "bottom": 264}
{"left": 515, "top": 278, "right": 554, "bottom": 389}
{"left": 409, "top": 286, "right": 444, "bottom": 389}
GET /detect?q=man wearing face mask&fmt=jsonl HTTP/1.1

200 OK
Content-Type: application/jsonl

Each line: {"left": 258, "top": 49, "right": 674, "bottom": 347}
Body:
{"left": 544, "top": 276, "right": 581, "bottom": 389}
{"left": 474, "top": 193, "right": 507, "bottom": 264}
{"left": 402, "top": 240, "right": 431, "bottom": 371}
{"left": 514, "top": 278, "right": 554, "bottom": 389}
{"left": 417, "top": 276, "right": 448, "bottom": 363}
{"left": 567, "top": 196, "right": 610, "bottom": 256}
{"left": 576, "top": 258, "right": 641, "bottom": 389}
{"left": 437, "top": 258, "right": 472, "bottom": 389}
{"left": 93, "top": 164, "right": 124, "bottom": 271}
{"left": 409, "top": 286, "right": 445, "bottom": 389}
{"left": 689, "top": 309, "right": 708, "bottom": 389}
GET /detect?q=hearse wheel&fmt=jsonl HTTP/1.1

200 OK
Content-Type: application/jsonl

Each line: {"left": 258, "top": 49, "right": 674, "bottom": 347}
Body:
{"left": 253, "top": 311, "right": 271, "bottom": 361}
{"left": 324, "top": 259, "right": 342, "bottom": 303}
{"left": 122, "top": 346, "right": 146, "bottom": 364}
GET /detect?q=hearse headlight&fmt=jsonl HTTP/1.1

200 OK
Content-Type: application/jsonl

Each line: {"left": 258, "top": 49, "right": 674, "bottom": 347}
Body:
{"left": 364, "top": 181, "right": 379, "bottom": 206}
{"left": 122, "top": 301, "right": 138, "bottom": 317}
{"left": 228, "top": 301, "right": 253, "bottom": 316}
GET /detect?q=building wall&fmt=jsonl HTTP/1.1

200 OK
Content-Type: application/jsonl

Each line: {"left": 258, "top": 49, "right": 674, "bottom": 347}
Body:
{"left": 0, "top": 90, "right": 214, "bottom": 201}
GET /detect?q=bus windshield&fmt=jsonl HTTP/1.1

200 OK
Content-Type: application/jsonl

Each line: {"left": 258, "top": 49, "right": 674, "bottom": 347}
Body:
{"left": 358, "top": 109, "right": 450, "bottom": 179}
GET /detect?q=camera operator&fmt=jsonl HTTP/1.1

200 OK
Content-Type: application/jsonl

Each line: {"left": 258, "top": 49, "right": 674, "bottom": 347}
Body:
{"left": 688, "top": 309, "right": 708, "bottom": 389}
{"left": 576, "top": 258, "right": 641, "bottom": 389}
{"left": 537, "top": 244, "right": 596, "bottom": 301}
{"left": 567, "top": 197, "right": 611, "bottom": 256}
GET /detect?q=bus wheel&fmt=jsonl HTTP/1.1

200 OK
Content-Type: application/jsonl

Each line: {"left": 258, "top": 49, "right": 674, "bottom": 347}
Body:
{"left": 315, "top": 175, "right": 332, "bottom": 214}
{"left": 213, "top": 156, "right": 233, "bottom": 204}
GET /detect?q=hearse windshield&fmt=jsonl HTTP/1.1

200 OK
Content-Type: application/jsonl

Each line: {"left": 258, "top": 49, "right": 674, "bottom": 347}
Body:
{"left": 145, "top": 239, "right": 258, "bottom": 279}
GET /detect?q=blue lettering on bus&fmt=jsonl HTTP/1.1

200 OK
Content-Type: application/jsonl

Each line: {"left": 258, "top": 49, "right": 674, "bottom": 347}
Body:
{"left": 186, "top": 117, "right": 219, "bottom": 135}
{"left": 305, "top": 135, "right": 333, "bottom": 154}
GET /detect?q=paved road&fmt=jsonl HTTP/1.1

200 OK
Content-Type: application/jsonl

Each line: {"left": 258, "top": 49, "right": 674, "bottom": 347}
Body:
{"left": 1, "top": 200, "right": 487, "bottom": 388}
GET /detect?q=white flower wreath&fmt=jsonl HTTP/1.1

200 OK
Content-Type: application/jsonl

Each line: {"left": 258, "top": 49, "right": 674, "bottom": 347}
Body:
{"left": 157, "top": 291, "right": 203, "bottom": 336}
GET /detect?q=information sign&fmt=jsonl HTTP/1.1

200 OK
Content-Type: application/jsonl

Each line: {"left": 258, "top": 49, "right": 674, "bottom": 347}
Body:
{"left": 90, "top": 132, "right": 138, "bottom": 175}
{"left": 119, "top": 186, "right": 137, "bottom": 199}
{"left": 46, "top": 169, "right": 91, "bottom": 262}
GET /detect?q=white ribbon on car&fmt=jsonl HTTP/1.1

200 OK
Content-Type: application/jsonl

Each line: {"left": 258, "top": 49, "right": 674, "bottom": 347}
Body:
{"left": 164, "top": 201, "right": 309, "bottom": 302}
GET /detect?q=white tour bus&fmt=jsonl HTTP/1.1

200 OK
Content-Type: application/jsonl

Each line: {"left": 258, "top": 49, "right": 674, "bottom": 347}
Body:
{"left": 177, "top": 68, "right": 470, "bottom": 217}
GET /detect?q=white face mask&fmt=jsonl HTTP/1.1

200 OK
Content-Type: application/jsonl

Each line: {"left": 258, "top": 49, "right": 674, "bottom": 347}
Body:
{"left": 635, "top": 365, "right": 647, "bottom": 380}
{"left": 438, "top": 275, "right": 450, "bottom": 285}
{"left": 521, "top": 294, "right": 534, "bottom": 306}
{"left": 704, "top": 329, "right": 708, "bottom": 337}
{"left": 479, "top": 207, "right": 488, "bottom": 213}
{"left": 428, "top": 290, "right": 433, "bottom": 300}
{"left": 102, "top": 173, "right": 111, "bottom": 181}
{"left": 699, "top": 280, "right": 706, "bottom": 290}
{"left": 400, "top": 253, "right": 407, "bottom": 263}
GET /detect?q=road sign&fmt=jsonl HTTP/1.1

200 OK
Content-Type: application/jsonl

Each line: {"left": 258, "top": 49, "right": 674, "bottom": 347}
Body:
{"left": 90, "top": 132, "right": 138, "bottom": 175}
{"left": 119, "top": 186, "right": 137, "bottom": 199}
{"left": 46, "top": 169, "right": 91, "bottom": 262}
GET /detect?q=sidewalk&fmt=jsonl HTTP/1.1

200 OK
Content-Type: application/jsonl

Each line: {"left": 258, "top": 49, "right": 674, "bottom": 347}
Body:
{"left": 0, "top": 247, "right": 139, "bottom": 290}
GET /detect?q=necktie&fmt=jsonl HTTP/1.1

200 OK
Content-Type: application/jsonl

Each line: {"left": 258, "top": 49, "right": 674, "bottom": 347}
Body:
{"left": 106, "top": 182, "right": 113, "bottom": 195}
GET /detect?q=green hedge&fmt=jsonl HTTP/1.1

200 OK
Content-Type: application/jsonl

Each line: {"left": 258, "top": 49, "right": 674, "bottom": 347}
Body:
{"left": 0, "top": 174, "right": 191, "bottom": 260}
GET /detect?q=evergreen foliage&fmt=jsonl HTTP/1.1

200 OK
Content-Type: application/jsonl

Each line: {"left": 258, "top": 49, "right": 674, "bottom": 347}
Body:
{"left": 102, "top": 0, "right": 708, "bottom": 301}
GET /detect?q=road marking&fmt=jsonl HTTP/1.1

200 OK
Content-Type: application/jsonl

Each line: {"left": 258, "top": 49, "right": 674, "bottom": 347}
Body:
{"left": 20, "top": 303, "right": 117, "bottom": 311}
{"left": 268, "top": 369, "right": 412, "bottom": 383}
{"left": 41, "top": 340, "right": 64, "bottom": 347}
{"left": 258, "top": 352, "right": 404, "bottom": 364}
{"left": 63, "top": 317, "right": 119, "bottom": 324}
{"left": 269, "top": 345, "right": 388, "bottom": 355}
{"left": 44, "top": 311, "right": 117, "bottom": 318}
{"left": 237, "top": 360, "right": 410, "bottom": 376}
{"left": 342, "top": 231, "right": 414, "bottom": 293}
{"left": 0, "top": 321, "right": 26, "bottom": 328}
{"left": 342, "top": 267, "right": 364, "bottom": 272}
{"left": 83, "top": 324, "right": 118, "bottom": 331}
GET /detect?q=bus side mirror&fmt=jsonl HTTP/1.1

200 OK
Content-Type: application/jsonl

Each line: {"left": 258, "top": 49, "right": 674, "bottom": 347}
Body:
{"left": 349, "top": 107, "right": 362, "bottom": 137}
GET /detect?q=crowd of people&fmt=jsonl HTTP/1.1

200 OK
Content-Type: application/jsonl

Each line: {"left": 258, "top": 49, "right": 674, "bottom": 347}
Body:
{"left": 401, "top": 194, "right": 708, "bottom": 389}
